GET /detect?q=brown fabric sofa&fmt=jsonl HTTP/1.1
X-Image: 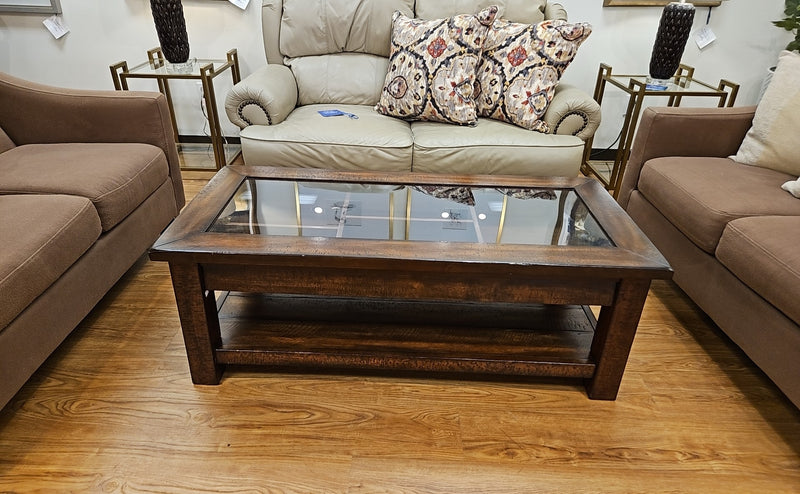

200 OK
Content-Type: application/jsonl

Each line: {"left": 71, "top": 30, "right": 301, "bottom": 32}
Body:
{"left": 0, "top": 72, "right": 185, "bottom": 410}
{"left": 618, "top": 106, "right": 800, "bottom": 409}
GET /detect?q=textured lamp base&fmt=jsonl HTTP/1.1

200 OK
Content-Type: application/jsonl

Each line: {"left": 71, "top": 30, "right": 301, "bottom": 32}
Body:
{"left": 150, "top": 0, "right": 190, "bottom": 64}
{"left": 648, "top": 2, "right": 695, "bottom": 82}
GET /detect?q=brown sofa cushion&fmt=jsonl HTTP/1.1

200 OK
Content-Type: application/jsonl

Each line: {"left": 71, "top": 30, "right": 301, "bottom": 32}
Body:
{"left": 0, "top": 143, "right": 169, "bottom": 231}
{"left": 638, "top": 157, "right": 800, "bottom": 253}
{"left": 716, "top": 216, "right": 800, "bottom": 326}
{"left": 0, "top": 194, "right": 102, "bottom": 330}
{"left": 0, "top": 126, "right": 14, "bottom": 153}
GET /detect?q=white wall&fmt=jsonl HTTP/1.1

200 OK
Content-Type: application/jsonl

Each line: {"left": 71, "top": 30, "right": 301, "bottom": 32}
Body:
{"left": 0, "top": 0, "right": 792, "bottom": 146}
{"left": 0, "top": 0, "right": 266, "bottom": 137}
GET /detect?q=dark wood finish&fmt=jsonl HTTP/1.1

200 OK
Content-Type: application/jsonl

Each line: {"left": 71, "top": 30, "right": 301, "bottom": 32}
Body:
{"left": 586, "top": 278, "right": 652, "bottom": 399}
{"left": 149, "top": 166, "right": 672, "bottom": 399}
{"left": 167, "top": 262, "right": 223, "bottom": 384}
{"left": 215, "top": 293, "right": 597, "bottom": 378}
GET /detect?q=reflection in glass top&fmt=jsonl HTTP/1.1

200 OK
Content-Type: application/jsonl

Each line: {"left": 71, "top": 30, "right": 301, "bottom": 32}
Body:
{"left": 207, "top": 179, "right": 613, "bottom": 247}
{"left": 127, "top": 58, "right": 227, "bottom": 77}
{"left": 615, "top": 75, "right": 718, "bottom": 94}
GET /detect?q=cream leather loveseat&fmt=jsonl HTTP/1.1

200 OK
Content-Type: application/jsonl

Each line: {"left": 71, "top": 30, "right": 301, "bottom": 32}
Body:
{"left": 225, "top": 0, "right": 600, "bottom": 176}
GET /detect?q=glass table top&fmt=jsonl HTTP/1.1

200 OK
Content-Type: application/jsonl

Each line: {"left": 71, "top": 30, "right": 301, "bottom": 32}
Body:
{"left": 125, "top": 58, "right": 229, "bottom": 78}
{"left": 207, "top": 178, "right": 613, "bottom": 247}
{"left": 606, "top": 73, "right": 725, "bottom": 95}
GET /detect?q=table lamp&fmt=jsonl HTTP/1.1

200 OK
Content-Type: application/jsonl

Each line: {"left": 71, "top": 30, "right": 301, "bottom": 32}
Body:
{"left": 647, "top": 0, "right": 695, "bottom": 88}
{"left": 150, "top": 0, "right": 191, "bottom": 68}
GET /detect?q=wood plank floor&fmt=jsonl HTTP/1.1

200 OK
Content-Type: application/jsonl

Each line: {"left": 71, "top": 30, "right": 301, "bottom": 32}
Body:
{"left": 0, "top": 173, "right": 798, "bottom": 493}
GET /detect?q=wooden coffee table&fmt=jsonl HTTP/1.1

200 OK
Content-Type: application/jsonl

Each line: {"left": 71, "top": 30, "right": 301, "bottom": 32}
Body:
{"left": 150, "top": 166, "right": 671, "bottom": 400}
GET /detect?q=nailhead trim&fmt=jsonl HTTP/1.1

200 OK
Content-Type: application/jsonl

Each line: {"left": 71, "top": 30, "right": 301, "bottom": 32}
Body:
{"left": 237, "top": 101, "right": 271, "bottom": 126}
{"left": 553, "top": 111, "right": 589, "bottom": 136}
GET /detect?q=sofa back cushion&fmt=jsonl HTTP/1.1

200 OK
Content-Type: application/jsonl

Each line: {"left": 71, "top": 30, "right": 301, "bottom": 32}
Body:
{"left": 0, "top": 126, "right": 14, "bottom": 154}
{"left": 287, "top": 54, "right": 389, "bottom": 106}
{"left": 280, "top": 0, "right": 414, "bottom": 58}
{"left": 264, "top": 0, "right": 566, "bottom": 106}
{"left": 278, "top": 0, "right": 413, "bottom": 105}
{"left": 416, "top": 0, "right": 555, "bottom": 24}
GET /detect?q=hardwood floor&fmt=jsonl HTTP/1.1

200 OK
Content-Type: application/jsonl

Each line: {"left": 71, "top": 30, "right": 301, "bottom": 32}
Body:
{"left": 0, "top": 172, "right": 798, "bottom": 493}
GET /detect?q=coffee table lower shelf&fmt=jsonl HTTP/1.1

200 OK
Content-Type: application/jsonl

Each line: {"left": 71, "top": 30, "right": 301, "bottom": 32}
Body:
{"left": 212, "top": 293, "right": 598, "bottom": 382}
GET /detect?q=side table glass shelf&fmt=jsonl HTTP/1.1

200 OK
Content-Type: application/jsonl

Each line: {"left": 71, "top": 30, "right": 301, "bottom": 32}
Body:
{"left": 581, "top": 63, "right": 739, "bottom": 198}
{"left": 110, "top": 48, "right": 241, "bottom": 171}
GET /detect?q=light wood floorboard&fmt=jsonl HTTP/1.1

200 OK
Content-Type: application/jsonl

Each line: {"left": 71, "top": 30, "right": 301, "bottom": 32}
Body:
{"left": 0, "top": 173, "right": 798, "bottom": 493}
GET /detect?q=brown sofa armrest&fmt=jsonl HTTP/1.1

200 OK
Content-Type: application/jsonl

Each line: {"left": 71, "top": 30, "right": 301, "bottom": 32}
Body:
{"left": 617, "top": 106, "right": 755, "bottom": 209}
{"left": 0, "top": 72, "right": 184, "bottom": 209}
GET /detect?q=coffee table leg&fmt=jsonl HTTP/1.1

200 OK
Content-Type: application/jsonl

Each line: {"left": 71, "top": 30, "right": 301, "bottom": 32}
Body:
{"left": 586, "top": 278, "right": 651, "bottom": 400}
{"left": 168, "top": 262, "right": 224, "bottom": 385}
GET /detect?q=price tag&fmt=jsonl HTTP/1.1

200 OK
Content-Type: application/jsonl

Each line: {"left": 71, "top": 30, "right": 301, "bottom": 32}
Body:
{"left": 43, "top": 15, "right": 69, "bottom": 39}
{"left": 694, "top": 26, "right": 716, "bottom": 50}
{"left": 228, "top": 0, "right": 249, "bottom": 9}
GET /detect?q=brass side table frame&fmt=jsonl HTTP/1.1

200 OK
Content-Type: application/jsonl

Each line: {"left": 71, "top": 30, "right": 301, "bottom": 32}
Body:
{"left": 581, "top": 63, "right": 739, "bottom": 198}
{"left": 110, "top": 48, "right": 241, "bottom": 171}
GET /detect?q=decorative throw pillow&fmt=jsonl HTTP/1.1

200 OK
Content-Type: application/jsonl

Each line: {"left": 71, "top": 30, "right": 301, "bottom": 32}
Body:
{"left": 782, "top": 178, "right": 800, "bottom": 198}
{"left": 374, "top": 6, "right": 499, "bottom": 125}
{"left": 475, "top": 19, "right": 592, "bottom": 133}
{"left": 733, "top": 50, "right": 800, "bottom": 176}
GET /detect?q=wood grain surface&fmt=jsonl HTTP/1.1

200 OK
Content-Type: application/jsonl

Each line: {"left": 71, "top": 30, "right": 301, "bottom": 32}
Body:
{"left": 0, "top": 173, "right": 797, "bottom": 493}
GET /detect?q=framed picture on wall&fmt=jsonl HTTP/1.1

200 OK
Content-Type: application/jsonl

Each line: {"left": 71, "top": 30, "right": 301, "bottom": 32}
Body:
{"left": 603, "top": 0, "right": 724, "bottom": 6}
{"left": 0, "top": 0, "right": 61, "bottom": 14}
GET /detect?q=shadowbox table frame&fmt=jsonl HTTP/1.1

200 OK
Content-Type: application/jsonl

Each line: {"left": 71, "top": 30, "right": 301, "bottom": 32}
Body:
{"left": 149, "top": 166, "right": 672, "bottom": 400}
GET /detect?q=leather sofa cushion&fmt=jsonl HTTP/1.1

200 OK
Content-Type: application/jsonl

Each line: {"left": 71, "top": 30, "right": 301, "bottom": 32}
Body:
{"left": 716, "top": 216, "right": 800, "bottom": 326}
{"left": 280, "top": 0, "right": 414, "bottom": 58}
{"left": 638, "top": 157, "right": 800, "bottom": 253}
{"left": 416, "top": 0, "right": 549, "bottom": 24}
{"left": 0, "top": 143, "right": 169, "bottom": 231}
{"left": 287, "top": 53, "right": 388, "bottom": 106}
{"left": 411, "top": 119, "right": 584, "bottom": 176}
{"left": 239, "top": 104, "right": 413, "bottom": 172}
{"left": 0, "top": 194, "right": 102, "bottom": 330}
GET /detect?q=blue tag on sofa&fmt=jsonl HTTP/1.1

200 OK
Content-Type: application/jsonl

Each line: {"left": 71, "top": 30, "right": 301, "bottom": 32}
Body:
{"left": 318, "top": 109, "right": 358, "bottom": 119}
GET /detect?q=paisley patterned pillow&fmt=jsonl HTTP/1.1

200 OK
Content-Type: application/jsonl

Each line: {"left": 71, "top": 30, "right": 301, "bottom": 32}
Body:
{"left": 475, "top": 19, "right": 592, "bottom": 132}
{"left": 374, "top": 6, "right": 498, "bottom": 126}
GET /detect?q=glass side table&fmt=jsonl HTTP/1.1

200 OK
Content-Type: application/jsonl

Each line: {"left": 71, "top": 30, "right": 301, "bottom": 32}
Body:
{"left": 110, "top": 47, "right": 241, "bottom": 171}
{"left": 581, "top": 63, "right": 739, "bottom": 198}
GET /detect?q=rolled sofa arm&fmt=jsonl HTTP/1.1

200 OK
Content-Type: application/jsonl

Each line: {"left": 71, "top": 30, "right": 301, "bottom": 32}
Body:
{"left": 617, "top": 105, "right": 756, "bottom": 209}
{"left": 543, "top": 83, "right": 601, "bottom": 141}
{"left": 225, "top": 64, "right": 298, "bottom": 129}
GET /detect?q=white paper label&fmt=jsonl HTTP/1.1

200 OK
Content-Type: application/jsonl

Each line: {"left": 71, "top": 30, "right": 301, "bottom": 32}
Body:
{"left": 228, "top": 0, "right": 249, "bottom": 9}
{"left": 694, "top": 26, "right": 716, "bottom": 50}
{"left": 43, "top": 15, "right": 69, "bottom": 39}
